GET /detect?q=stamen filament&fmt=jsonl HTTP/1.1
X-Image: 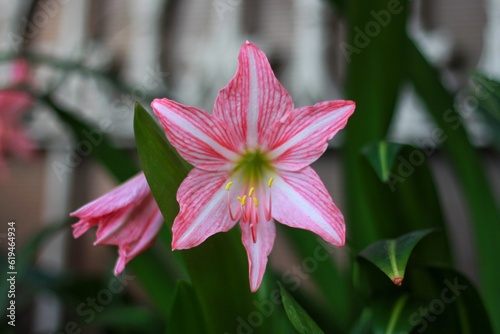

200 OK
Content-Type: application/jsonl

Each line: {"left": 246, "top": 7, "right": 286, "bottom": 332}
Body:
{"left": 226, "top": 179, "right": 275, "bottom": 243}
{"left": 226, "top": 181, "right": 241, "bottom": 221}
{"left": 265, "top": 194, "right": 272, "bottom": 221}
{"left": 227, "top": 193, "right": 240, "bottom": 221}
{"left": 251, "top": 208, "right": 259, "bottom": 243}
{"left": 265, "top": 177, "right": 273, "bottom": 220}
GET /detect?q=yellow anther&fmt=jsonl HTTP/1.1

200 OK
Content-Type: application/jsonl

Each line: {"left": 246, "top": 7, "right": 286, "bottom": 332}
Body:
{"left": 241, "top": 195, "right": 247, "bottom": 206}
{"left": 253, "top": 197, "right": 259, "bottom": 207}
{"left": 225, "top": 181, "right": 233, "bottom": 191}
{"left": 248, "top": 187, "right": 255, "bottom": 197}
{"left": 268, "top": 177, "right": 274, "bottom": 187}
{"left": 237, "top": 196, "right": 242, "bottom": 203}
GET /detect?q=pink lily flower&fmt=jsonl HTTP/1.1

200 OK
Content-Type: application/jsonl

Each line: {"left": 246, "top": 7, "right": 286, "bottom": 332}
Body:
{"left": 0, "top": 59, "right": 35, "bottom": 174}
{"left": 70, "top": 173, "right": 164, "bottom": 275}
{"left": 152, "top": 41, "right": 355, "bottom": 292}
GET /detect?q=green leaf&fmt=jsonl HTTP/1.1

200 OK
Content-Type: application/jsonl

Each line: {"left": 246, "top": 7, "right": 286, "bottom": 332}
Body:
{"left": 362, "top": 141, "right": 403, "bottom": 182}
{"left": 349, "top": 308, "right": 373, "bottom": 334}
{"left": 371, "top": 294, "right": 415, "bottom": 334}
{"left": 385, "top": 146, "right": 453, "bottom": 263}
{"left": 167, "top": 281, "right": 207, "bottom": 333}
{"left": 282, "top": 227, "right": 357, "bottom": 333}
{"left": 278, "top": 282, "right": 324, "bottom": 334}
{"left": 406, "top": 39, "right": 500, "bottom": 332}
{"left": 134, "top": 103, "right": 268, "bottom": 334}
{"left": 358, "top": 229, "right": 434, "bottom": 285}
{"left": 470, "top": 73, "right": 500, "bottom": 150}
{"left": 127, "top": 241, "right": 180, "bottom": 314}
{"left": 133, "top": 102, "right": 189, "bottom": 227}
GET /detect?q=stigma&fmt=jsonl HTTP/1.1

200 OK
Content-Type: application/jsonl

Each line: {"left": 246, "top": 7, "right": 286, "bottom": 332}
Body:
{"left": 225, "top": 177, "right": 274, "bottom": 243}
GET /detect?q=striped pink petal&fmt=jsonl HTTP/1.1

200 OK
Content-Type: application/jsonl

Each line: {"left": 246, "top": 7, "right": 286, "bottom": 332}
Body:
{"left": 106, "top": 195, "right": 163, "bottom": 275}
{"left": 240, "top": 215, "right": 276, "bottom": 292}
{"left": 70, "top": 172, "right": 164, "bottom": 275}
{"left": 172, "top": 168, "right": 238, "bottom": 249}
{"left": 152, "top": 98, "right": 239, "bottom": 171}
{"left": 272, "top": 167, "right": 345, "bottom": 246}
{"left": 94, "top": 193, "right": 160, "bottom": 246}
{"left": 212, "top": 41, "right": 294, "bottom": 149}
{"left": 70, "top": 173, "right": 151, "bottom": 220}
{"left": 267, "top": 100, "right": 355, "bottom": 171}
{"left": 71, "top": 207, "right": 127, "bottom": 239}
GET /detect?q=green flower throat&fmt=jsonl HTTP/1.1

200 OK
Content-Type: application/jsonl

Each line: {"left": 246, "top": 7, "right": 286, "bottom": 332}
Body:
{"left": 232, "top": 150, "right": 274, "bottom": 184}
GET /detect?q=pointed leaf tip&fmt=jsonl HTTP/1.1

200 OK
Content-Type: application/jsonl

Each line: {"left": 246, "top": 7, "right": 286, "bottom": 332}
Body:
{"left": 358, "top": 229, "right": 435, "bottom": 285}
{"left": 392, "top": 277, "right": 404, "bottom": 286}
{"left": 362, "top": 141, "right": 403, "bottom": 183}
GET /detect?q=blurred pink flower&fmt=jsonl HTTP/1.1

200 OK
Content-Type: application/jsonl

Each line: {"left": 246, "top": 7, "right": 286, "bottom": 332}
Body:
{"left": 71, "top": 173, "right": 163, "bottom": 275}
{"left": 0, "top": 59, "right": 35, "bottom": 174}
{"left": 152, "top": 41, "right": 355, "bottom": 291}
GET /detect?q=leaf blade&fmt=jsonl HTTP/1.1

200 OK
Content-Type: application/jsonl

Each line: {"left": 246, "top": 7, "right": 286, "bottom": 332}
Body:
{"left": 358, "top": 229, "right": 434, "bottom": 285}
{"left": 278, "top": 282, "right": 325, "bottom": 334}
{"left": 167, "top": 281, "right": 207, "bottom": 333}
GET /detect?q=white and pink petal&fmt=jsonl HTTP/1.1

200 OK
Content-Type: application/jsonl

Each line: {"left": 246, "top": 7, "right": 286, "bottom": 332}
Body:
{"left": 111, "top": 196, "right": 164, "bottom": 275}
{"left": 272, "top": 167, "right": 345, "bottom": 246}
{"left": 213, "top": 42, "right": 294, "bottom": 149}
{"left": 94, "top": 194, "right": 161, "bottom": 247}
{"left": 172, "top": 168, "right": 238, "bottom": 249}
{"left": 70, "top": 173, "right": 151, "bottom": 220}
{"left": 240, "top": 215, "right": 276, "bottom": 292}
{"left": 267, "top": 100, "right": 355, "bottom": 171}
{"left": 152, "top": 98, "right": 239, "bottom": 171}
{"left": 72, "top": 219, "right": 96, "bottom": 239}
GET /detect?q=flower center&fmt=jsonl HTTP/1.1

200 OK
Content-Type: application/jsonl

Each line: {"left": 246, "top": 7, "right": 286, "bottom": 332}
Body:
{"left": 225, "top": 150, "right": 275, "bottom": 243}
{"left": 232, "top": 150, "right": 273, "bottom": 184}
{"left": 225, "top": 177, "right": 274, "bottom": 243}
